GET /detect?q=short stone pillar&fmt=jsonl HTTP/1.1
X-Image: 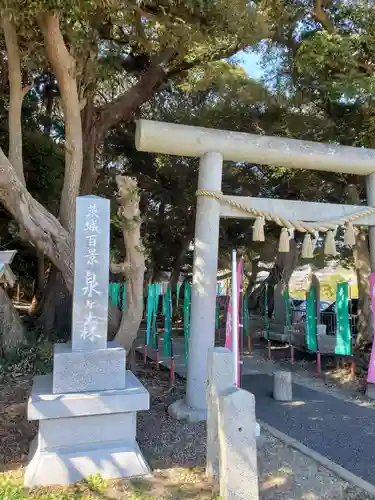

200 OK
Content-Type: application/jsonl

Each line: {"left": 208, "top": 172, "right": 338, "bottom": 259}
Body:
{"left": 206, "top": 347, "right": 235, "bottom": 480}
{"left": 218, "top": 387, "right": 259, "bottom": 500}
{"left": 273, "top": 370, "right": 292, "bottom": 401}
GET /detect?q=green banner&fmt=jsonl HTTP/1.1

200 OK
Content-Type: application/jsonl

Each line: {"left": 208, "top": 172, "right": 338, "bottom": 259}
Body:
{"left": 122, "top": 284, "right": 127, "bottom": 312}
{"left": 306, "top": 287, "right": 317, "bottom": 352}
{"left": 284, "top": 288, "right": 292, "bottom": 327}
{"left": 145, "top": 284, "right": 154, "bottom": 346}
{"left": 335, "top": 282, "right": 352, "bottom": 356}
{"left": 108, "top": 283, "right": 121, "bottom": 308}
{"left": 163, "top": 287, "right": 172, "bottom": 356}
{"left": 152, "top": 283, "right": 161, "bottom": 349}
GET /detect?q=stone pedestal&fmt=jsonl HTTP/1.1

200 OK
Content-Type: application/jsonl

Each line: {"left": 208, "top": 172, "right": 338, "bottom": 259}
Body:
{"left": 317, "top": 332, "right": 335, "bottom": 354}
{"left": 52, "top": 341, "right": 126, "bottom": 394}
{"left": 273, "top": 371, "right": 292, "bottom": 401}
{"left": 25, "top": 371, "right": 150, "bottom": 487}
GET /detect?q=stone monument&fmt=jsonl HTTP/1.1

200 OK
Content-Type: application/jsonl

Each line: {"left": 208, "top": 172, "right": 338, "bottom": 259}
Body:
{"left": 25, "top": 195, "right": 150, "bottom": 487}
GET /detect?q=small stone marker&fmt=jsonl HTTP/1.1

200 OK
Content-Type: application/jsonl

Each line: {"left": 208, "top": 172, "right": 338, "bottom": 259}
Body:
{"left": 273, "top": 370, "right": 292, "bottom": 401}
{"left": 218, "top": 387, "right": 259, "bottom": 500}
{"left": 72, "top": 195, "right": 110, "bottom": 352}
{"left": 206, "top": 347, "right": 235, "bottom": 480}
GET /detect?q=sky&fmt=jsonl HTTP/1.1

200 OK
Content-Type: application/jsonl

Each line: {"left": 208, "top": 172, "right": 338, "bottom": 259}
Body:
{"left": 236, "top": 50, "right": 264, "bottom": 80}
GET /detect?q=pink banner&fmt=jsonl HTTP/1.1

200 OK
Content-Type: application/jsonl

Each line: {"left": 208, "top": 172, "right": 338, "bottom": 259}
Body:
{"left": 367, "top": 272, "right": 375, "bottom": 383}
{"left": 225, "top": 258, "right": 243, "bottom": 386}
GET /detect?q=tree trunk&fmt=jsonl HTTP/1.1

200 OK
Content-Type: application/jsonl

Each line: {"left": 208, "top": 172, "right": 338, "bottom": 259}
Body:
{"left": 39, "top": 14, "right": 83, "bottom": 234}
{"left": 112, "top": 176, "right": 145, "bottom": 351}
{"left": 80, "top": 95, "right": 97, "bottom": 195}
{"left": 169, "top": 233, "right": 192, "bottom": 311}
{"left": 353, "top": 229, "right": 372, "bottom": 347}
{"left": 272, "top": 241, "right": 299, "bottom": 324}
{"left": 0, "top": 148, "right": 74, "bottom": 290}
{"left": 344, "top": 185, "right": 372, "bottom": 347}
{"left": 29, "top": 250, "right": 45, "bottom": 315}
{"left": 35, "top": 266, "right": 72, "bottom": 339}
{"left": 1, "top": 13, "right": 27, "bottom": 184}
{"left": 0, "top": 286, "right": 25, "bottom": 356}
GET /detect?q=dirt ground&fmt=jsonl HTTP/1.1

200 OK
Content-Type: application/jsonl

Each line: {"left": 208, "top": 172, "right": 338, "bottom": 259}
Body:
{"left": 1, "top": 357, "right": 374, "bottom": 499}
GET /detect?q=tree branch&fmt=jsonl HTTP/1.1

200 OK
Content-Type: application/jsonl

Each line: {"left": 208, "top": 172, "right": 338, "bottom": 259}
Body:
{"left": 312, "top": 0, "right": 335, "bottom": 33}
{"left": 96, "top": 63, "right": 170, "bottom": 139}
{"left": 1, "top": 13, "right": 26, "bottom": 185}
{"left": 38, "top": 13, "right": 83, "bottom": 234}
{"left": 0, "top": 147, "right": 74, "bottom": 291}
{"left": 311, "top": 1, "right": 375, "bottom": 74}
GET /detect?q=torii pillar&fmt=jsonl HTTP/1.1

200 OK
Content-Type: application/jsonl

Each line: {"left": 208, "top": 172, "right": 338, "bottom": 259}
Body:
{"left": 136, "top": 119, "right": 375, "bottom": 421}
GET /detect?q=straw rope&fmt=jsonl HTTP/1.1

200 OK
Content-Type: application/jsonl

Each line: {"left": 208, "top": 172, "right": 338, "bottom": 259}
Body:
{"left": 195, "top": 189, "right": 375, "bottom": 234}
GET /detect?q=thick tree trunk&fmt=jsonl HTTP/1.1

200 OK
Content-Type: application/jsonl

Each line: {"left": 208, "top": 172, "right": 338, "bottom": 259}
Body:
{"left": 272, "top": 241, "right": 299, "bottom": 324}
{"left": 353, "top": 229, "right": 372, "bottom": 347}
{"left": 0, "top": 148, "right": 74, "bottom": 291}
{"left": 35, "top": 266, "right": 72, "bottom": 338}
{"left": 112, "top": 176, "right": 145, "bottom": 350}
{"left": 29, "top": 250, "right": 45, "bottom": 314}
{"left": 39, "top": 14, "right": 83, "bottom": 234}
{"left": 81, "top": 96, "right": 97, "bottom": 195}
{"left": 0, "top": 286, "right": 25, "bottom": 356}
{"left": 1, "top": 13, "right": 27, "bottom": 184}
{"left": 344, "top": 185, "right": 372, "bottom": 347}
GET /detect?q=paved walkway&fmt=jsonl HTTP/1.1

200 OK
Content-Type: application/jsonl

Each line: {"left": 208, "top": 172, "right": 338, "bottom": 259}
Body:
{"left": 136, "top": 333, "right": 375, "bottom": 485}
{"left": 242, "top": 373, "right": 375, "bottom": 485}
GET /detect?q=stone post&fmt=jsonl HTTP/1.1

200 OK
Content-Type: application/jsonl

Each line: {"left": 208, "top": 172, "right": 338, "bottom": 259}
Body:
{"left": 218, "top": 387, "right": 259, "bottom": 500}
{"left": 206, "top": 347, "right": 235, "bottom": 480}
{"left": 169, "top": 152, "right": 223, "bottom": 422}
{"left": 52, "top": 196, "right": 125, "bottom": 394}
{"left": 273, "top": 370, "right": 292, "bottom": 401}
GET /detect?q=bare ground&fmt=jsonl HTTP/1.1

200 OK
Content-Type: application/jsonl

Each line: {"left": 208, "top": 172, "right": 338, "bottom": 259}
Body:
{"left": 1, "top": 358, "right": 374, "bottom": 499}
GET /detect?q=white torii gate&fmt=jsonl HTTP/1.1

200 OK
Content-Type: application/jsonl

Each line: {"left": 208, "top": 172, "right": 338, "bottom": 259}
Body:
{"left": 136, "top": 119, "right": 375, "bottom": 422}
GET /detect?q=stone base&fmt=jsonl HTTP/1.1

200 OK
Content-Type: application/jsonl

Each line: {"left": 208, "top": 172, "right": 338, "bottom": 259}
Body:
{"left": 25, "top": 438, "right": 149, "bottom": 487}
{"left": 317, "top": 334, "right": 335, "bottom": 354}
{"left": 317, "top": 324, "right": 327, "bottom": 335}
{"left": 264, "top": 330, "right": 289, "bottom": 343}
{"left": 366, "top": 383, "right": 375, "bottom": 400}
{"left": 291, "top": 331, "right": 305, "bottom": 347}
{"left": 25, "top": 371, "right": 150, "bottom": 487}
{"left": 168, "top": 399, "right": 207, "bottom": 423}
{"left": 52, "top": 341, "right": 126, "bottom": 393}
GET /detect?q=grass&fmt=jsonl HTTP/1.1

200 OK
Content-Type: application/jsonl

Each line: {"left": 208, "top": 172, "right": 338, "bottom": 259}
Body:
{"left": 0, "top": 470, "right": 218, "bottom": 500}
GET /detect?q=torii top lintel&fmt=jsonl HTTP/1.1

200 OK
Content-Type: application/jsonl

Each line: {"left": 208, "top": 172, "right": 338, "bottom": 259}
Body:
{"left": 135, "top": 119, "right": 375, "bottom": 176}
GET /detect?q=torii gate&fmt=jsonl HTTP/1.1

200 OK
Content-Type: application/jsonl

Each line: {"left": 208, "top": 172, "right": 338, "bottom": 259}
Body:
{"left": 136, "top": 119, "right": 375, "bottom": 422}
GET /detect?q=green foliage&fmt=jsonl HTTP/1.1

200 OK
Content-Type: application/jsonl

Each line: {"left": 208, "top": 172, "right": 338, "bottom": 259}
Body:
{"left": 86, "top": 474, "right": 108, "bottom": 494}
{"left": 0, "top": 477, "right": 26, "bottom": 500}
{"left": 0, "top": 340, "right": 53, "bottom": 375}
